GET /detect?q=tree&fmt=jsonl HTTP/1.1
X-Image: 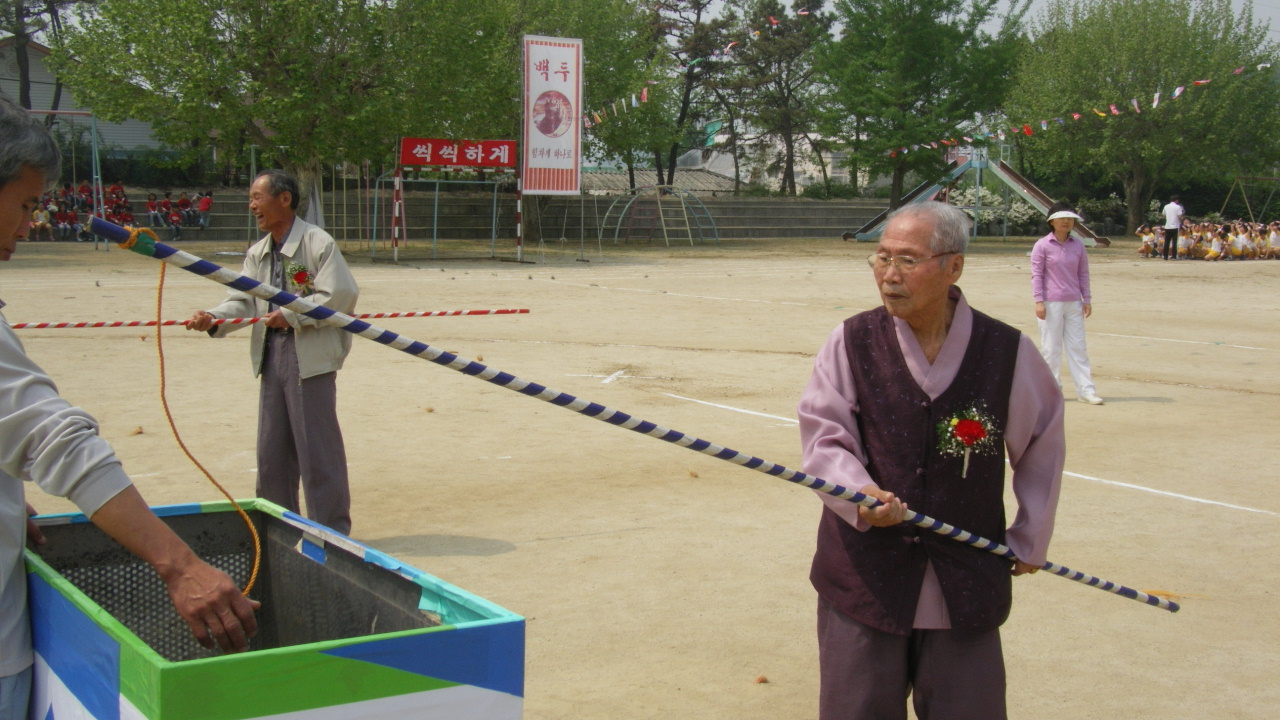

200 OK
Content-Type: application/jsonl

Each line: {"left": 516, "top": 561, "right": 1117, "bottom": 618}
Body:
{"left": 0, "top": 0, "right": 82, "bottom": 111}
{"left": 51, "top": 0, "right": 398, "bottom": 205}
{"left": 1006, "top": 0, "right": 1280, "bottom": 232}
{"left": 722, "top": 0, "right": 831, "bottom": 195}
{"left": 648, "top": 0, "right": 732, "bottom": 186}
{"left": 818, "top": 0, "right": 1028, "bottom": 206}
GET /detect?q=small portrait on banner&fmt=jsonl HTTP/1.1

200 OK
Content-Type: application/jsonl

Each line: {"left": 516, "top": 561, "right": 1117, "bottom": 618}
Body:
{"left": 533, "top": 91, "right": 574, "bottom": 138}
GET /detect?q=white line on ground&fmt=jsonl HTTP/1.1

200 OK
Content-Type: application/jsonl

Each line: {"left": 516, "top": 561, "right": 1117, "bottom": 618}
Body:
{"left": 601, "top": 370, "right": 626, "bottom": 384}
{"left": 1063, "top": 470, "right": 1276, "bottom": 516}
{"left": 1088, "top": 332, "right": 1270, "bottom": 351}
{"left": 565, "top": 373, "right": 669, "bottom": 381}
{"left": 547, "top": 279, "right": 816, "bottom": 307}
{"left": 663, "top": 392, "right": 798, "bottom": 425}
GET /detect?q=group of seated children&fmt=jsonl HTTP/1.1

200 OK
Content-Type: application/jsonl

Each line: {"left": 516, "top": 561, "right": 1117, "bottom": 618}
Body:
{"left": 29, "top": 181, "right": 134, "bottom": 241}
{"left": 144, "top": 191, "right": 214, "bottom": 239}
{"left": 1136, "top": 221, "right": 1280, "bottom": 260}
{"left": 27, "top": 184, "right": 217, "bottom": 242}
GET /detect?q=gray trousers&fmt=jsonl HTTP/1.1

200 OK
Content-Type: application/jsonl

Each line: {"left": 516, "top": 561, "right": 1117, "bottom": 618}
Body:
{"left": 817, "top": 596, "right": 1006, "bottom": 720}
{"left": 258, "top": 332, "right": 352, "bottom": 535}
{"left": 0, "top": 666, "right": 31, "bottom": 720}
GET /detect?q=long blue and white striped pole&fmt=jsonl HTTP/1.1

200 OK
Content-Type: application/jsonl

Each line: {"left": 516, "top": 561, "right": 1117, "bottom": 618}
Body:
{"left": 91, "top": 218, "right": 1178, "bottom": 614}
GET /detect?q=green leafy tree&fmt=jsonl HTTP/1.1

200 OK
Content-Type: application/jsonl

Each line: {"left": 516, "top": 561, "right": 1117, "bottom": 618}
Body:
{"left": 648, "top": 0, "right": 732, "bottom": 185}
{"left": 818, "top": 0, "right": 1028, "bottom": 206}
{"left": 51, "top": 0, "right": 398, "bottom": 203}
{"left": 1, "top": 0, "right": 82, "bottom": 113}
{"left": 1006, "top": 0, "right": 1280, "bottom": 232}
{"left": 721, "top": 0, "right": 831, "bottom": 195}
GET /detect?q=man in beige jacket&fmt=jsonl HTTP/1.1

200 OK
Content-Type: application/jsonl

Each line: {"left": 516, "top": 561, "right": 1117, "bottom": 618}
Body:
{"left": 189, "top": 170, "right": 359, "bottom": 534}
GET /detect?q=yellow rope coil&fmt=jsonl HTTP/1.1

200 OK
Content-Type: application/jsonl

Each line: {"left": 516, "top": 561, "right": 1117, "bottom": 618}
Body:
{"left": 154, "top": 258, "right": 262, "bottom": 597}
{"left": 121, "top": 224, "right": 153, "bottom": 251}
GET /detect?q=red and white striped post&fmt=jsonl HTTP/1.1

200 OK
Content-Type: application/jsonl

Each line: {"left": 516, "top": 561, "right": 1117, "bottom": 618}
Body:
{"left": 391, "top": 167, "right": 404, "bottom": 263}
{"left": 515, "top": 170, "right": 524, "bottom": 263}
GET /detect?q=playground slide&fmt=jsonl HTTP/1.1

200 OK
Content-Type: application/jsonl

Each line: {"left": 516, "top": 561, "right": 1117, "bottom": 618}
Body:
{"left": 989, "top": 161, "right": 1109, "bottom": 247}
{"left": 850, "top": 160, "right": 966, "bottom": 241}
{"left": 846, "top": 154, "right": 1111, "bottom": 248}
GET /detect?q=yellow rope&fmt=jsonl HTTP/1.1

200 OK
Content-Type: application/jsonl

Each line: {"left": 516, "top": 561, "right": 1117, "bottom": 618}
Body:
{"left": 142, "top": 225, "right": 261, "bottom": 596}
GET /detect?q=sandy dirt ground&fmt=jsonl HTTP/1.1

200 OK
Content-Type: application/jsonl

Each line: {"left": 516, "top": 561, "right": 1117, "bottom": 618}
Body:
{"left": 5, "top": 235, "right": 1278, "bottom": 719}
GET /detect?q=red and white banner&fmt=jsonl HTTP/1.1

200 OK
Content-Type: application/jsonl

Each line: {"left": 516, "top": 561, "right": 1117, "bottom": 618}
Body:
{"left": 399, "top": 138, "right": 516, "bottom": 168}
{"left": 522, "top": 35, "right": 582, "bottom": 195}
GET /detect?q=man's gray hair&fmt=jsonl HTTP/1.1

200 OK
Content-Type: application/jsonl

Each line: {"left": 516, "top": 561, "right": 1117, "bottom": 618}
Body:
{"left": 255, "top": 169, "right": 300, "bottom": 211}
{"left": 0, "top": 92, "right": 61, "bottom": 190}
{"left": 884, "top": 201, "right": 971, "bottom": 255}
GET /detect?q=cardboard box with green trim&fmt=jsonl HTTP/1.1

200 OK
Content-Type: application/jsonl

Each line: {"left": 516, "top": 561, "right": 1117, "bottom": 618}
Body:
{"left": 24, "top": 499, "right": 524, "bottom": 719}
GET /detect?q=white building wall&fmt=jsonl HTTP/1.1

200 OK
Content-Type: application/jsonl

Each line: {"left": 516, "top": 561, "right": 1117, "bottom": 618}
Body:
{"left": 0, "top": 41, "right": 163, "bottom": 150}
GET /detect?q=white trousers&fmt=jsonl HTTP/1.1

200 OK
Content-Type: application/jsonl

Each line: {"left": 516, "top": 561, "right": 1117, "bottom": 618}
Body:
{"left": 1037, "top": 300, "right": 1096, "bottom": 397}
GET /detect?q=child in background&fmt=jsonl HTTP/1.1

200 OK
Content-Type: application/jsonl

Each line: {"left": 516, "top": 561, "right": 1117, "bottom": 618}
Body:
{"left": 1137, "top": 224, "right": 1158, "bottom": 258}
{"left": 146, "top": 193, "right": 162, "bottom": 226}
{"left": 169, "top": 207, "right": 184, "bottom": 241}
{"left": 1228, "top": 223, "right": 1247, "bottom": 260}
{"left": 198, "top": 191, "right": 213, "bottom": 230}
{"left": 29, "top": 205, "right": 53, "bottom": 241}
{"left": 1176, "top": 225, "right": 1194, "bottom": 259}
{"left": 177, "top": 192, "right": 194, "bottom": 226}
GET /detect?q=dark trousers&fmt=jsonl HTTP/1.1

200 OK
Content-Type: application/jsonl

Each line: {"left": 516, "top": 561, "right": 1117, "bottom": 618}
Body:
{"left": 817, "top": 596, "right": 1006, "bottom": 720}
{"left": 1163, "top": 229, "right": 1177, "bottom": 259}
{"left": 258, "top": 332, "right": 352, "bottom": 534}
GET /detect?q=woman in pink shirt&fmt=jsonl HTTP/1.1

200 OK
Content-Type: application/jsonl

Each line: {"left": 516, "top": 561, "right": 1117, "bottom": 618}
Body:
{"left": 1031, "top": 202, "right": 1103, "bottom": 405}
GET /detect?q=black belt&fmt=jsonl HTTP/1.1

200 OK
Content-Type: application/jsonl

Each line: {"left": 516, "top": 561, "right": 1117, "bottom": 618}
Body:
{"left": 266, "top": 326, "right": 294, "bottom": 336}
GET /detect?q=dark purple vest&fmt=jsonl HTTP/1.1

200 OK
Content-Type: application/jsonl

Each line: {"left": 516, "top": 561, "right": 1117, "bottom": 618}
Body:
{"left": 810, "top": 304, "right": 1021, "bottom": 636}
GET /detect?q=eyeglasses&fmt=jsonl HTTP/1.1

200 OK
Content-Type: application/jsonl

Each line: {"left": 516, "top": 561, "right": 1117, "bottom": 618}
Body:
{"left": 866, "top": 251, "right": 956, "bottom": 273}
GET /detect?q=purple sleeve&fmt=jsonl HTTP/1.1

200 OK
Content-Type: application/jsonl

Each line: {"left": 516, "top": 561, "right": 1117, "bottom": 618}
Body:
{"left": 1077, "top": 242, "right": 1092, "bottom": 304}
{"left": 798, "top": 326, "right": 876, "bottom": 531}
{"left": 1029, "top": 237, "right": 1047, "bottom": 303}
{"left": 1002, "top": 334, "right": 1065, "bottom": 566}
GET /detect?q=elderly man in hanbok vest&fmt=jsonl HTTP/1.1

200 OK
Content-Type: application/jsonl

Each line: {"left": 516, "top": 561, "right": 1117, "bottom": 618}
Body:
{"left": 799, "top": 202, "right": 1066, "bottom": 720}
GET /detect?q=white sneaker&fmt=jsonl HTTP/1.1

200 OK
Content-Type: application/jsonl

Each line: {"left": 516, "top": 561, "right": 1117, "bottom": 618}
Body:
{"left": 1078, "top": 394, "right": 1104, "bottom": 405}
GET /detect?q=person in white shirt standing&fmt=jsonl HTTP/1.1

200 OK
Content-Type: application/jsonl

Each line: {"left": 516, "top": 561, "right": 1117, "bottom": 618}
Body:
{"left": 1161, "top": 195, "right": 1185, "bottom": 261}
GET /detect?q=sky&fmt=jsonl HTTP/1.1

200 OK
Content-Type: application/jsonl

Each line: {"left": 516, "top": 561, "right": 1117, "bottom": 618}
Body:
{"left": 1019, "top": 0, "right": 1280, "bottom": 39}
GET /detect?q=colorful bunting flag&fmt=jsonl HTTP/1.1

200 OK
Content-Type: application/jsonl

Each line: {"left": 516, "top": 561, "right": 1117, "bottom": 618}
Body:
{"left": 1131, "top": 98, "right": 1141, "bottom": 113}
{"left": 1092, "top": 108, "right": 1106, "bottom": 117}
{"left": 1153, "top": 92, "right": 1160, "bottom": 108}
{"left": 1040, "top": 120, "right": 1048, "bottom": 130}
{"left": 1173, "top": 86, "right": 1184, "bottom": 98}
{"left": 1023, "top": 123, "right": 1033, "bottom": 136}
{"left": 1193, "top": 79, "right": 1210, "bottom": 85}
{"left": 641, "top": 87, "right": 649, "bottom": 102}
{"left": 1109, "top": 104, "right": 1120, "bottom": 115}
{"left": 1234, "top": 67, "right": 1245, "bottom": 75}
